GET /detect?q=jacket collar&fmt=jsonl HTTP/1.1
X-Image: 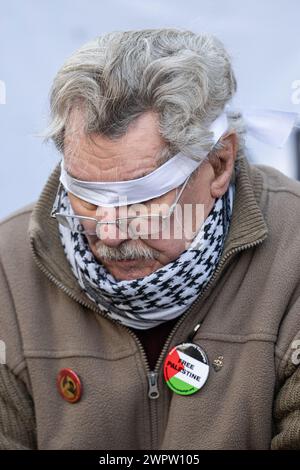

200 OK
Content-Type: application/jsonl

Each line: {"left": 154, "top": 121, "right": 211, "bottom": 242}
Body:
{"left": 28, "top": 155, "right": 268, "bottom": 296}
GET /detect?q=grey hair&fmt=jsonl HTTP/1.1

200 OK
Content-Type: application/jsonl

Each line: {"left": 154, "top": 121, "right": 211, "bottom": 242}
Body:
{"left": 43, "top": 28, "right": 246, "bottom": 164}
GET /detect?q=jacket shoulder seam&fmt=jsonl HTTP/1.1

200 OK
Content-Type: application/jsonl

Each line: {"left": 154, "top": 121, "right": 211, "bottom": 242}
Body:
{"left": 266, "top": 187, "right": 300, "bottom": 199}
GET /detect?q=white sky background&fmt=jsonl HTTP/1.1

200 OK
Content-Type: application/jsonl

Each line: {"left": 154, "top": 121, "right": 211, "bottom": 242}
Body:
{"left": 0, "top": 0, "right": 299, "bottom": 219}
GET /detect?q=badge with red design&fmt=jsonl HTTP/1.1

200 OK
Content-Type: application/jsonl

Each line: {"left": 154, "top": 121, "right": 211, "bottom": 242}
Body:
{"left": 164, "top": 343, "right": 209, "bottom": 395}
{"left": 57, "top": 368, "right": 82, "bottom": 403}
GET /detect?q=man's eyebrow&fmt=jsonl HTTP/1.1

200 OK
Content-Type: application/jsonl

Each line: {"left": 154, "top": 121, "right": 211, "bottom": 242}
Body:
{"left": 134, "top": 170, "right": 154, "bottom": 178}
{"left": 66, "top": 170, "right": 78, "bottom": 179}
{"left": 65, "top": 169, "right": 91, "bottom": 181}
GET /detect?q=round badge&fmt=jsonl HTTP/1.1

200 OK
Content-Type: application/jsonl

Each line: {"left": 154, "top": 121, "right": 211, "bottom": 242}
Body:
{"left": 57, "top": 368, "right": 82, "bottom": 403}
{"left": 164, "top": 343, "right": 209, "bottom": 395}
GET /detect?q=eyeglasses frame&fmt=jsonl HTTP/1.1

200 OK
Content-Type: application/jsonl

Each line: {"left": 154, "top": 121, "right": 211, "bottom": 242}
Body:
{"left": 50, "top": 174, "right": 192, "bottom": 236}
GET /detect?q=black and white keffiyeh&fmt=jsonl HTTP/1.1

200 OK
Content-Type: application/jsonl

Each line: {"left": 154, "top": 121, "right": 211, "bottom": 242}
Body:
{"left": 58, "top": 185, "right": 235, "bottom": 330}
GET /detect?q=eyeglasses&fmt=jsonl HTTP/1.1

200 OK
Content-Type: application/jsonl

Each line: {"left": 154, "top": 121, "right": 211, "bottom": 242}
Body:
{"left": 50, "top": 175, "right": 191, "bottom": 238}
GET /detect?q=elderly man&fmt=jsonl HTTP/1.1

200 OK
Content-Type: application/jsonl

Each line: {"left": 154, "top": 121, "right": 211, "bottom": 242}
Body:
{"left": 0, "top": 28, "right": 300, "bottom": 450}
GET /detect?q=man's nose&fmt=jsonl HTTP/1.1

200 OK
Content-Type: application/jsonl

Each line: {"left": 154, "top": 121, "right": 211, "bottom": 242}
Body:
{"left": 96, "top": 206, "right": 129, "bottom": 247}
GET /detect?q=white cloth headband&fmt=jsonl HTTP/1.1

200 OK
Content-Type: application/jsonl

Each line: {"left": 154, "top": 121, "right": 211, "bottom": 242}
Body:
{"left": 60, "top": 111, "right": 227, "bottom": 207}
{"left": 241, "top": 108, "right": 299, "bottom": 148}
{"left": 60, "top": 108, "right": 299, "bottom": 207}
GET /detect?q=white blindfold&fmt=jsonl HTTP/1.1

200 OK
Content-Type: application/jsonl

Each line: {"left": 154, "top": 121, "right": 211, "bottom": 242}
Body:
{"left": 60, "top": 108, "right": 299, "bottom": 207}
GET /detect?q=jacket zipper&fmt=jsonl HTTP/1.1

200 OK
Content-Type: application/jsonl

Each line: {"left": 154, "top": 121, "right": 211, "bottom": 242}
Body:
{"left": 141, "top": 239, "right": 265, "bottom": 448}
{"left": 30, "top": 236, "right": 265, "bottom": 449}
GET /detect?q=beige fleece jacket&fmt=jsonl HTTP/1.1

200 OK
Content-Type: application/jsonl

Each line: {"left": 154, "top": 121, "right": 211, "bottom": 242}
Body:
{"left": 1, "top": 154, "right": 300, "bottom": 449}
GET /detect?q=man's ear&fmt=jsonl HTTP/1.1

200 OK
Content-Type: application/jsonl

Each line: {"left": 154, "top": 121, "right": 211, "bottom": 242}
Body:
{"left": 210, "top": 132, "right": 238, "bottom": 199}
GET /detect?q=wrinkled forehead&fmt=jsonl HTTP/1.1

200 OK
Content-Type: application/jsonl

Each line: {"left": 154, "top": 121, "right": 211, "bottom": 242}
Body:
{"left": 63, "top": 109, "right": 169, "bottom": 183}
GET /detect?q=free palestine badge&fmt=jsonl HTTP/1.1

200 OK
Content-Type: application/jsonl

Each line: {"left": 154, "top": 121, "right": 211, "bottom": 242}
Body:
{"left": 164, "top": 343, "right": 209, "bottom": 395}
